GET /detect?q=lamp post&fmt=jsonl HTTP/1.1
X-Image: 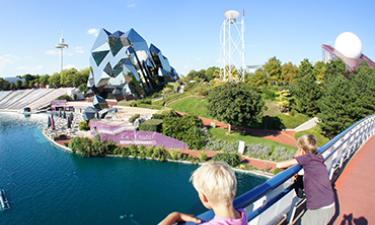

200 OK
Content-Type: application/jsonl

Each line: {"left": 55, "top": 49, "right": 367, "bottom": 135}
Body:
{"left": 56, "top": 36, "right": 69, "bottom": 72}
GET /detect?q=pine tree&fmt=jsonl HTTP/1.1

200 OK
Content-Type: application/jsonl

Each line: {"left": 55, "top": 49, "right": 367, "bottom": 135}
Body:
{"left": 291, "top": 72, "right": 322, "bottom": 116}
{"left": 318, "top": 76, "right": 358, "bottom": 138}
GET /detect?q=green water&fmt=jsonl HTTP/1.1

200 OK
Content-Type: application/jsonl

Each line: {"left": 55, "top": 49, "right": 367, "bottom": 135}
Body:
{"left": 0, "top": 113, "right": 267, "bottom": 225}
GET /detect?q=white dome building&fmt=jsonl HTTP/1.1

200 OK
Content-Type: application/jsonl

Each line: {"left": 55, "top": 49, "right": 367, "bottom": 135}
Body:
{"left": 322, "top": 32, "right": 375, "bottom": 72}
{"left": 334, "top": 32, "right": 362, "bottom": 59}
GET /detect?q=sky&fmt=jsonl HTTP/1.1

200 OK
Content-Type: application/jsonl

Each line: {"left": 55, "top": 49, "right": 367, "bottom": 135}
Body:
{"left": 0, "top": 0, "right": 374, "bottom": 77}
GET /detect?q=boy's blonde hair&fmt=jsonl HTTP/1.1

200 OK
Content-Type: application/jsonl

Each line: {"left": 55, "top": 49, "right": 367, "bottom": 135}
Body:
{"left": 297, "top": 134, "right": 318, "bottom": 154}
{"left": 190, "top": 161, "right": 237, "bottom": 204}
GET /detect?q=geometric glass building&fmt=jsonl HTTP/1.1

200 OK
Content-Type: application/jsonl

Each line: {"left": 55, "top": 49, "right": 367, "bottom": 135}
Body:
{"left": 322, "top": 32, "right": 375, "bottom": 72}
{"left": 88, "top": 28, "right": 178, "bottom": 100}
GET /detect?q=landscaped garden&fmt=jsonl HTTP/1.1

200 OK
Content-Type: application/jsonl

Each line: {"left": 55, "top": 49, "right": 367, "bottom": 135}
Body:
{"left": 67, "top": 58, "right": 375, "bottom": 173}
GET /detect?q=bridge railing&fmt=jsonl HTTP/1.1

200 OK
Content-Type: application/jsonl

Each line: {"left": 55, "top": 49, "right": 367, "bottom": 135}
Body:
{"left": 184, "top": 115, "right": 375, "bottom": 225}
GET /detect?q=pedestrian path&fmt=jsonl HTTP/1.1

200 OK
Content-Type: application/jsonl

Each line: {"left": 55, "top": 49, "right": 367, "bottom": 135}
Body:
{"left": 334, "top": 135, "right": 375, "bottom": 224}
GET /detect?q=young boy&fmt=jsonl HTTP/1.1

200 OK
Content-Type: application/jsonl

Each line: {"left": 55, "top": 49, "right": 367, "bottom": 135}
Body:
{"left": 159, "top": 161, "right": 247, "bottom": 225}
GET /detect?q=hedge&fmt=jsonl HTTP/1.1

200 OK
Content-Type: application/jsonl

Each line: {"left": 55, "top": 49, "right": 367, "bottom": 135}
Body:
{"left": 138, "top": 119, "right": 163, "bottom": 132}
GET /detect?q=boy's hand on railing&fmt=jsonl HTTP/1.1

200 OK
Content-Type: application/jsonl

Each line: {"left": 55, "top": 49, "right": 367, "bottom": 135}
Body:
{"left": 158, "top": 211, "right": 201, "bottom": 225}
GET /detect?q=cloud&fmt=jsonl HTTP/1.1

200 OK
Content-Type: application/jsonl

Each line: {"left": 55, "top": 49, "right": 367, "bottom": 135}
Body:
{"left": 0, "top": 54, "right": 18, "bottom": 73}
{"left": 0, "top": 54, "right": 16, "bottom": 70}
{"left": 87, "top": 28, "right": 99, "bottom": 37}
{"left": 17, "top": 65, "right": 44, "bottom": 72}
{"left": 45, "top": 49, "right": 60, "bottom": 56}
{"left": 63, "top": 64, "right": 77, "bottom": 69}
{"left": 74, "top": 46, "right": 85, "bottom": 54}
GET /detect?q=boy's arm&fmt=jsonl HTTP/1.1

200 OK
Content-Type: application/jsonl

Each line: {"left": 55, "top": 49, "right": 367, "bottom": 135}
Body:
{"left": 158, "top": 212, "right": 201, "bottom": 225}
{"left": 276, "top": 159, "right": 298, "bottom": 169}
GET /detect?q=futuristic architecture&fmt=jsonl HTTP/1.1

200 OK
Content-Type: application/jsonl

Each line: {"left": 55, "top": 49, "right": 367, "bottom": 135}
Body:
{"left": 56, "top": 35, "right": 69, "bottom": 72}
{"left": 220, "top": 10, "right": 246, "bottom": 81}
{"left": 87, "top": 28, "right": 178, "bottom": 100}
{"left": 322, "top": 32, "right": 375, "bottom": 72}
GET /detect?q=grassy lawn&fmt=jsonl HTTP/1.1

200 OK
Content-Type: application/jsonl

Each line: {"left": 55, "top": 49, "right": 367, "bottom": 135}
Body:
{"left": 263, "top": 100, "right": 281, "bottom": 116}
{"left": 295, "top": 126, "right": 330, "bottom": 147}
{"left": 277, "top": 113, "right": 310, "bottom": 129}
{"left": 209, "top": 128, "right": 296, "bottom": 152}
{"left": 168, "top": 95, "right": 211, "bottom": 118}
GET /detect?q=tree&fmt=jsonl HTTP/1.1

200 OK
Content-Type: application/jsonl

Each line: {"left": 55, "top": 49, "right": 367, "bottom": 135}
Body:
{"left": 38, "top": 75, "right": 50, "bottom": 87}
{"left": 352, "top": 63, "right": 375, "bottom": 117}
{"left": 318, "top": 63, "right": 375, "bottom": 138}
{"left": 74, "top": 68, "right": 90, "bottom": 88}
{"left": 275, "top": 89, "right": 292, "bottom": 112}
{"left": 205, "top": 66, "right": 220, "bottom": 81}
{"left": 297, "top": 59, "right": 314, "bottom": 79}
{"left": 0, "top": 78, "right": 11, "bottom": 90}
{"left": 291, "top": 72, "right": 322, "bottom": 116}
{"left": 281, "top": 62, "right": 299, "bottom": 85}
{"left": 263, "top": 57, "right": 282, "bottom": 85}
{"left": 318, "top": 76, "right": 358, "bottom": 137}
{"left": 324, "top": 59, "right": 346, "bottom": 83}
{"left": 208, "top": 83, "right": 264, "bottom": 128}
{"left": 246, "top": 68, "right": 267, "bottom": 86}
{"left": 313, "top": 61, "right": 328, "bottom": 84}
{"left": 48, "top": 73, "right": 61, "bottom": 88}
{"left": 60, "top": 68, "right": 79, "bottom": 87}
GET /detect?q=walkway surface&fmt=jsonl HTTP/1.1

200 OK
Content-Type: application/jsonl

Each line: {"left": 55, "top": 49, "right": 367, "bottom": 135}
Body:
{"left": 334, "top": 135, "right": 375, "bottom": 225}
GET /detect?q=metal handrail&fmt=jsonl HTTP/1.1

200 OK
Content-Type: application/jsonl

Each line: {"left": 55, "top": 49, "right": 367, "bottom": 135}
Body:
{"left": 184, "top": 115, "right": 375, "bottom": 225}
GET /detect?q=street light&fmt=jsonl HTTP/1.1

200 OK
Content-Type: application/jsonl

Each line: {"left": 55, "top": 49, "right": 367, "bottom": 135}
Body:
{"left": 56, "top": 35, "right": 69, "bottom": 72}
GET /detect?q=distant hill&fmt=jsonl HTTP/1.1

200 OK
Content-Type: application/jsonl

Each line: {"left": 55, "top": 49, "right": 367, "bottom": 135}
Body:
{"left": 3, "top": 77, "right": 23, "bottom": 84}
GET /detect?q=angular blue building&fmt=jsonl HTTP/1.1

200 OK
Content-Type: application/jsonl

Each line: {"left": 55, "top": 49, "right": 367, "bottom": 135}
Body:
{"left": 87, "top": 28, "right": 178, "bottom": 100}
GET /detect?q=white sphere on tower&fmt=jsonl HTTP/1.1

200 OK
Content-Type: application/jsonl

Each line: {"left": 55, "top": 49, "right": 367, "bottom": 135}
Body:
{"left": 334, "top": 32, "right": 362, "bottom": 59}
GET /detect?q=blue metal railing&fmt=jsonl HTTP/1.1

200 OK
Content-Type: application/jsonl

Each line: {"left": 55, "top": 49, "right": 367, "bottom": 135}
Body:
{"left": 184, "top": 115, "right": 375, "bottom": 225}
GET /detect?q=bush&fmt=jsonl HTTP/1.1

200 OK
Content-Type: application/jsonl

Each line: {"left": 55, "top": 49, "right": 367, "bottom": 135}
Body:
{"left": 199, "top": 151, "right": 209, "bottom": 162}
{"left": 152, "top": 113, "right": 165, "bottom": 120}
{"left": 114, "top": 146, "right": 130, "bottom": 157}
{"left": 163, "top": 114, "right": 207, "bottom": 149}
{"left": 129, "top": 114, "right": 140, "bottom": 123}
{"left": 57, "top": 94, "right": 73, "bottom": 101}
{"left": 138, "top": 119, "right": 163, "bottom": 132}
{"left": 169, "top": 150, "right": 182, "bottom": 160}
{"left": 213, "top": 152, "right": 241, "bottom": 167}
{"left": 151, "top": 147, "right": 169, "bottom": 161}
{"left": 79, "top": 120, "right": 90, "bottom": 131}
{"left": 208, "top": 83, "right": 264, "bottom": 127}
{"left": 205, "top": 138, "right": 237, "bottom": 152}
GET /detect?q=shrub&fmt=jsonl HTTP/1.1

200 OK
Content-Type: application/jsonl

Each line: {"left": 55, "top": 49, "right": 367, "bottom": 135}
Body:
{"left": 57, "top": 94, "right": 73, "bottom": 101}
{"left": 208, "top": 83, "right": 264, "bottom": 127}
{"left": 138, "top": 119, "right": 163, "bottom": 132}
{"left": 129, "top": 114, "right": 140, "bottom": 123}
{"left": 68, "top": 137, "right": 93, "bottom": 157}
{"left": 199, "top": 151, "right": 209, "bottom": 162}
{"left": 205, "top": 138, "right": 237, "bottom": 152}
{"left": 213, "top": 152, "right": 241, "bottom": 167}
{"left": 79, "top": 120, "right": 90, "bottom": 131}
{"left": 127, "top": 145, "right": 138, "bottom": 156}
{"left": 245, "top": 144, "right": 272, "bottom": 160}
{"left": 151, "top": 147, "right": 169, "bottom": 161}
{"left": 169, "top": 151, "right": 182, "bottom": 160}
{"left": 163, "top": 114, "right": 207, "bottom": 149}
{"left": 152, "top": 113, "right": 164, "bottom": 120}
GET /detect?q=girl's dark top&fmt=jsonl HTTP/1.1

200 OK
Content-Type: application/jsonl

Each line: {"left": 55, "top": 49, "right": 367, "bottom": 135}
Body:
{"left": 295, "top": 153, "right": 335, "bottom": 209}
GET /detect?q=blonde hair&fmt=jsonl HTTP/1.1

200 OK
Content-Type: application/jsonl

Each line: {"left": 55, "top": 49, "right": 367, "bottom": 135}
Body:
{"left": 190, "top": 161, "right": 237, "bottom": 204}
{"left": 297, "top": 134, "right": 318, "bottom": 154}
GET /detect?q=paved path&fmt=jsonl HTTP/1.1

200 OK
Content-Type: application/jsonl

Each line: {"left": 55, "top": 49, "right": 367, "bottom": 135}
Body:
{"left": 334, "top": 135, "right": 375, "bottom": 224}
{"left": 294, "top": 117, "right": 319, "bottom": 132}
